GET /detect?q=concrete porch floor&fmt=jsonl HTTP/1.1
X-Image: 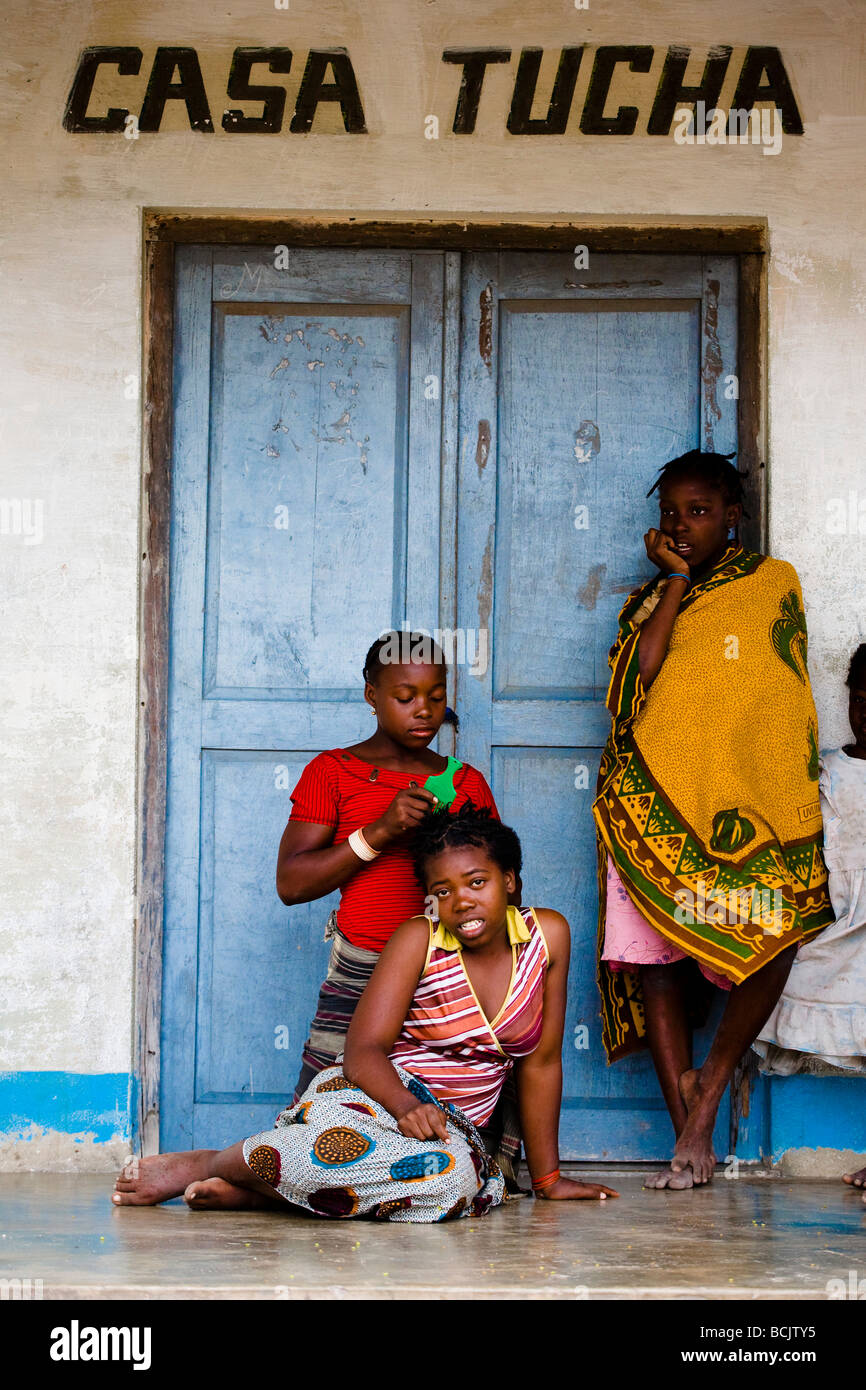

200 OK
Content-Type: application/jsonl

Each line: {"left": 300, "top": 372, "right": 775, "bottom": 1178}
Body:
{"left": 2, "top": 1168, "right": 863, "bottom": 1300}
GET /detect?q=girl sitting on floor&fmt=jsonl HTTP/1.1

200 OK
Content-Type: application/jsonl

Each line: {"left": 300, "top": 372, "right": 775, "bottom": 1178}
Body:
{"left": 112, "top": 805, "right": 617, "bottom": 1221}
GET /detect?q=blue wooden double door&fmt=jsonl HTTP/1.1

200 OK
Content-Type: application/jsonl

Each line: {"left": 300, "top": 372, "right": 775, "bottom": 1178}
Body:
{"left": 162, "top": 245, "right": 742, "bottom": 1158}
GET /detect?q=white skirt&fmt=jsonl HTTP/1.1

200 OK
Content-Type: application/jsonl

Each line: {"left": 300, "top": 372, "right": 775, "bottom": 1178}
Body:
{"left": 755, "top": 748, "right": 866, "bottom": 1075}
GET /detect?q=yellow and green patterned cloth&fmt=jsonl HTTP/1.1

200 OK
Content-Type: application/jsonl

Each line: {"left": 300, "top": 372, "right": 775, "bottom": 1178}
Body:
{"left": 593, "top": 545, "right": 833, "bottom": 1062}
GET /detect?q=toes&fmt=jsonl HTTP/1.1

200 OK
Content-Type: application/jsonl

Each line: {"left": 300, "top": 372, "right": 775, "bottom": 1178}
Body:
{"left": 644, "top": 1166, "right": 694, "bottom": 1190}
{"left": 184, "top": 1180, "right": 217, "bottom": 1209}
{"left": 667, "top": 1169, "right": 694, "bottom": 1190}
{"left": 672, "top": 1148, "right": 715, "bottom": 1185}
{"left": 644, "top": 1170, "right": 674, "bottom": 1189}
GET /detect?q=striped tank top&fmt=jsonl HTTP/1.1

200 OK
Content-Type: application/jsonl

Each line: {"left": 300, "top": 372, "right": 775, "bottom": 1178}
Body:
{"left": 388, "top": 905, "right": 549, "bottom": 1127}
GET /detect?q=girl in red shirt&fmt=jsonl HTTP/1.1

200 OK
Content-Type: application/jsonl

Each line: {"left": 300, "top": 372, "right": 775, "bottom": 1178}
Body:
{"left": 277, "top": 631, "right": 499, "bottom": 1100}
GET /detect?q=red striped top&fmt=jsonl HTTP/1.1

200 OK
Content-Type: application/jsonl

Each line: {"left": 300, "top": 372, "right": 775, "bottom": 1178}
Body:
{"left": 389, "top": 906, "right": 549, "bottom": 1126}
{"left": 288, "top": 749, "right": 499, "bottom": 951}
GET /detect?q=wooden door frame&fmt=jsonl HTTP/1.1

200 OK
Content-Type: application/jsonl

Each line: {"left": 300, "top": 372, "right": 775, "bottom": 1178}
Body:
{"left": 136, "top": 212, "right": 768, "bottom": 1154}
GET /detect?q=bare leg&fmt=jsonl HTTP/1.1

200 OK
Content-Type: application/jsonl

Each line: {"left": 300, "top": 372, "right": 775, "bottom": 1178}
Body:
{"left": 113, "top": 1141, "right": 289, "bottom": 1210}
{"left": 185, "top": 1142, "right": 290, "bottom": 1211}
{"left": 112, "top": 1151, "right": 218, "bottom": 1206}
{"left": 641, "top": 961, "right": 696, "bottom": 1190}
{"left": 669, "top": 944, "right": 797, "bottom": 1186}
{"left": 642, "top": 961, "right": 694, "bottom": 1135}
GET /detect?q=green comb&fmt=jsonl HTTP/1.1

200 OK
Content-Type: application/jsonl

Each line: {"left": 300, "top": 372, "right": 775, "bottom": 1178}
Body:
{"left": 422, "top": 756, "right": 463, "bottom": 810}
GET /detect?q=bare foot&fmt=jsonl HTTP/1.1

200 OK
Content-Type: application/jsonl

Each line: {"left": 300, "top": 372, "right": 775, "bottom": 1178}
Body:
{"left": 112, "top": 1150, "right": 216, "bottom": 1206}
{"left": 842, "top": 1165, "right": 866, "bottom": 1204}
{"left": 644, "top": 1068, "right": 716, "bottom": 1190}
{"left": 670, "top": 1123, "right": 717, "bottom": 1185}
{"left": 671, "top": 1068, "right": 717, "bottom": 1184}
{"left": 184, "top": 1177, "right": 280, "bottom": 1211}
{"left": 539, "top": 1177, "right": 620, "bottom": 1200}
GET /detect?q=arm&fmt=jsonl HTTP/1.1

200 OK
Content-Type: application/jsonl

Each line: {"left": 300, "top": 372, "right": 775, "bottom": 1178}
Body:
{"left": 276, "top": 785, "right": 436, "bottom": 905}
{"left": 276, "top": 819, "right": 366, "bottom": 905}
{"left": 515, "top": 909, "right": 618, "bottom": 1201}
{"left": 342, "top": 919, "right": 450, "bottom": 1143}
{"left": 637, "top": 529, "right": 690, "bottom": 690}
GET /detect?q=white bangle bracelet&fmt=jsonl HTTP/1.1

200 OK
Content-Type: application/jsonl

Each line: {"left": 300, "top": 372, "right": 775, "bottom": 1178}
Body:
{"left": 348, "top": 827, "right": 380, "bottom": 862}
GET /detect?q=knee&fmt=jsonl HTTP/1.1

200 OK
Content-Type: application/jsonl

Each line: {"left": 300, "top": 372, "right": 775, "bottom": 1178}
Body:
{"left": 640, "top": 961, "right": 686, "bottom": 992}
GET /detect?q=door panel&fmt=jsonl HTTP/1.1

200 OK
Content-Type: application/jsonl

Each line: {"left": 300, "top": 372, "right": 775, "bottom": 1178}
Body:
{"left": 195, "top": 751, "right": 324, "bottom": 1107}
{"left": 457, "top": 251, "right": 741, "bottom": 1159}
{"left": 495, "top": 298, "right": 700, "bottom": 700}
{"left": 204, "top": 304, "right": 410, "bottom": 698}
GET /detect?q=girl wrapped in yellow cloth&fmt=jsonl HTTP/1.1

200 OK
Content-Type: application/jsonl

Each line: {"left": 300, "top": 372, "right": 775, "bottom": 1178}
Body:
{"left": 593, "top": 450, "right": 833, "bottom": 1190}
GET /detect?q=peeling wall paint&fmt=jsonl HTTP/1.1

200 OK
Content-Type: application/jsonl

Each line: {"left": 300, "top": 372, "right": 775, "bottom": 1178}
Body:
{"left": 775, "top": 1146, "right": 866, "bottom": 1179}
{"left": 2, "top": 0, "right": 865, "bottom": 1166}
{"left": 0, "top": 1126, "right": 131, "bottom": 1173}
{"left": 0, "top": 1073, "right": 133, "bottom": 1170}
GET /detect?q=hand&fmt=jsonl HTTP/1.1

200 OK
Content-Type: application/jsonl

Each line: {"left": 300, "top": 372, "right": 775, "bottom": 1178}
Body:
{"left": 535, "top": 1177, "right": 619, "bottom": 1201}
{"left": 644, "top": 527, "right": 690, "bottom": 577}
{"left": 396, "top": 1102, "right": 451, "bottom": 1144}
{"left": 366, "top": 786, "right": 437, "bottom": 847}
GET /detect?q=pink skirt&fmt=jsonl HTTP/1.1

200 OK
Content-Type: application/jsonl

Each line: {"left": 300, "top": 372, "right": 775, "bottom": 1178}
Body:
{"left": 602, "top": 860, "right": 732, "bottom": 991}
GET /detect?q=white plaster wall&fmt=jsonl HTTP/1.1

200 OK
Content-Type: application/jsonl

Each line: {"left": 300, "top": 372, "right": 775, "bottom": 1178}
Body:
{"left": 1, "top": 1, "right": 864, "bottom": 1102}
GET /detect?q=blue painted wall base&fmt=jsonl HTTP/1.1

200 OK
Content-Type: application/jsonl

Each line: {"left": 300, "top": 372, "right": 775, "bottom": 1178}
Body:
{"left": 769, "top": 1075, "right": 866, "bottom": 1161}
{"left": 0, "top": 1072, "right": 134, "bottom": 1146}
{"left": 0, "top": 1070, "right": 862, "bottom": 1163}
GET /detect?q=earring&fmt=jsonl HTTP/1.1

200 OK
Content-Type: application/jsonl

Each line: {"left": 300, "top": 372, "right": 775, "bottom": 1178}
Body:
{"left": 727, "top": 526, "right": 736, "bottom": 539}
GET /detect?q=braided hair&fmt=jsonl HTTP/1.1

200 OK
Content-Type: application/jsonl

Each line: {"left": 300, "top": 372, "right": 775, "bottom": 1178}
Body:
{"left": 409, "top": 802, "right": 522, "bottom": 888}
{"left": 362, "top": 631, "right": 458, "bottom": 729}
{"left": 846, "top": 643, "right": 866, "bottom": 690}
{"left": 646, "top": 448, "right": 750, "bottom": 517}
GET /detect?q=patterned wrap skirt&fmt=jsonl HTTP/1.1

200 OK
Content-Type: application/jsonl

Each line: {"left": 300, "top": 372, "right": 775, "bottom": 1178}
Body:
{"left": 243, "top": 1064, "right": 506, "bottom": 1223}
{"left": 294, "top": 913, "right": 524, "bottom": 1191}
